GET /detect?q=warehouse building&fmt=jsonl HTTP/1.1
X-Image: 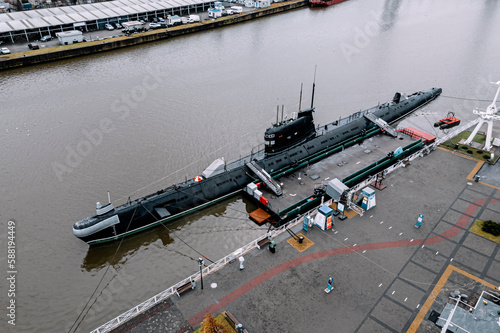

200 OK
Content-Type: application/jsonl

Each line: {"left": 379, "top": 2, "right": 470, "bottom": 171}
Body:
{"left": 0, "top": 0, "right": 214, "bottom": 43}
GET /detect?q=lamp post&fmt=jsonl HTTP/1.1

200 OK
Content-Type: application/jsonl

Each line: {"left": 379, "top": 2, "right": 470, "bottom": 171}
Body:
{"left": 198, "top": 258, "right": 204, "bottom": 290}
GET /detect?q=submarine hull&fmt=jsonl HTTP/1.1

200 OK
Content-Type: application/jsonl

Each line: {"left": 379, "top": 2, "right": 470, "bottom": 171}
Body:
{"left": 73, "top": 87, "right": 442, "bottom": 245}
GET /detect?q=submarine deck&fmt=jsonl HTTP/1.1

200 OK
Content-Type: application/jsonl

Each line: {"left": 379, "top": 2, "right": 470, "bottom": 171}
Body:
{"left": 258, "top": 133, "right": 419, "bottom": 215}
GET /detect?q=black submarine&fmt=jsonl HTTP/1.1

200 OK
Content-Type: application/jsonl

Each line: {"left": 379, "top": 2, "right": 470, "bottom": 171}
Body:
{"left": 73, "top": 86, "right": 442, "bottom": 245}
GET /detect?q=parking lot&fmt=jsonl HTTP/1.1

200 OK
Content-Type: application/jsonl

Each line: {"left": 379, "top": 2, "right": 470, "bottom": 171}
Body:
{"left": 0, "top": 2, "right": 251, "bottom": 55}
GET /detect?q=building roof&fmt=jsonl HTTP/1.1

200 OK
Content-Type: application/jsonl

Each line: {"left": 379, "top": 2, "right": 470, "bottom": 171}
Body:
{"left": 0, "top": 0, "right": 213, "bottom": 33}
{"left": 436, "top": 294, "right": 500, "bottom": 332}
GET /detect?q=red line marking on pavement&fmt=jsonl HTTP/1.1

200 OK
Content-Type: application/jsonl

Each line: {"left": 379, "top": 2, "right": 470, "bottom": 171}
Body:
{"left": 187, "top": 198, "right": 499, "bottom": 327}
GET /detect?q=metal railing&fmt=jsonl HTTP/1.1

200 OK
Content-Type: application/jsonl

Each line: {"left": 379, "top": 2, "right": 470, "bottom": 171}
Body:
{"left": 346, "top": 118, "right": 482, "bottom": 206}
{"left": 90, "top": 208, "right": 317, "bottom": 333}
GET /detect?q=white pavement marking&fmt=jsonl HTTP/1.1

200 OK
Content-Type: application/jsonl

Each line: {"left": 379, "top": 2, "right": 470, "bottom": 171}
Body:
{"left": 370, "top": 215, "right": 373, "bottom": 218}
{"left": 353, "top": 244, "right": 357, "bottom": 246}
{"left": 379, "top": 283, "right": 383, "bottom": 287}
{"left": 362, "top": 250, "right": 366, "bottom": 253}
{"left": 392, "top": 291, "right": 395, "bottom": 295}
{"left": 380, "top": 221, "right": 384, "bottom": 224}
{"left": 335, "top": 231, "right": 338, "bottom": 234}
{"left": 436, "top": 251, "right": 439, "bottom": 255}
{"left": 356, "top": 161, "right": 361, "bottom": 164}
{"left": 399, "top": 232, "right": 403, "bottom": 236}
{"left": 410, "top": 239, "right": 414, "bottom": 242}
{"left": 417, "top": 304, "right": 420, "bottom": 309}
{"left": 404, "top": 297, "right": 408, "bottom": 302}
{"left": 344, "top": 238, "right": 348, "bottom": 241}
{"left": 389, "top": 226, "right": 392, "bottom": 229}
{"left": 450, "top": 258, "right": 453, "bottom": 262}
{"left": 422, "top": 245, "right": 425, "bottom": 248}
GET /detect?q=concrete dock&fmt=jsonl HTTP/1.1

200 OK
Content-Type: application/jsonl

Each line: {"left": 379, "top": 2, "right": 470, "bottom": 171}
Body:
{"left": 105, "top": 133, "right": 500, "bottom": 333}
{"left": 263, "top": 134, "right": 414, "bottom": 214}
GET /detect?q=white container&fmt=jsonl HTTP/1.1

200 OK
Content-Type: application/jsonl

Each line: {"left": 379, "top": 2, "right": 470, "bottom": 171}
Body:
{"left": 246, "top": 183, "right": 257, "bottom": 196}
{"left": 253, "top": 189, "right": 262, "bottom": 200}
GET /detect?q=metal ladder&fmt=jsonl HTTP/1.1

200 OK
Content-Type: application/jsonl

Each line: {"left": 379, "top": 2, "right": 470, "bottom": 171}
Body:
{"left": 364, "top": 112, "right": 398, "bottom": 137}
{"left": 246, "top": 161, "right": 283, "bottom": 196}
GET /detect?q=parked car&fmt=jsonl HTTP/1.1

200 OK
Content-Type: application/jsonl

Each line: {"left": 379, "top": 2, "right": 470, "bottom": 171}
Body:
{"left": 149, "top": 22, "right": 161, "bottom": 29}
{"left": 115, "top": 22, "right": 122, "bottom": 28}
{"left": 187, "top": 15, "right": 200, "bottom": 23}
{"left": 28, "top": 43, "right": 39, "bottom": 50}
{"left": 0, "top": 47, "right": 10, "bottom": 54}
{"left": 105, "top": 24, "right": 114, "bottom": 30}
{"left": 40, "top": 35, "right": 52, "bottom": 42}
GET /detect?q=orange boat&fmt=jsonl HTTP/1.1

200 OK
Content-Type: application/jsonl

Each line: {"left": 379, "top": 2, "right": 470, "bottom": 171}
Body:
{"left": 434, "top": 116, "right": 461, "bottom": 129}
{"left": 309, "top": 0, "right": 348, "bottom": 8}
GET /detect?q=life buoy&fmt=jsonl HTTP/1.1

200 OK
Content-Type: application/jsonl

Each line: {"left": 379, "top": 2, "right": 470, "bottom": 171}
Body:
{"left": 381, "top": 127, "right": 385, "bottom": 132}
{"left": 194, "top": 176, "right": 202, "bottom": 182}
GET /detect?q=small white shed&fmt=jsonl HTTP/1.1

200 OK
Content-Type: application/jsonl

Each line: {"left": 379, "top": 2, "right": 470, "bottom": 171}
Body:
{"left": 208, "top": 8, "right": 222, "bottom": 18}
{"left": 56, "top": 30, "right": 83, "bottom": 45}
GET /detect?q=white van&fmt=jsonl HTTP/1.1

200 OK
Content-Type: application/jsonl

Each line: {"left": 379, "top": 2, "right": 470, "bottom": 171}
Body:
{"left": 188, "top": 15, "right": 200, "bottom": 23}
{"left": 231, "top": 6, "right": 243, "bottom": 14}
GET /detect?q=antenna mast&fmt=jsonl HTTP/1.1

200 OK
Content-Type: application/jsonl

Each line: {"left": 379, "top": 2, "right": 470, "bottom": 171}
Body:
{"left": 281, "top": 98, "right": 284, "bottom": 121}
{"left": 299, "top": 83, "right": 303, "bottom": 112}
{"left": 311, "top": 65, "right": 317, "bottom": 108}
{"left": 276, "top": 99, "right": 279, "bottom": 124}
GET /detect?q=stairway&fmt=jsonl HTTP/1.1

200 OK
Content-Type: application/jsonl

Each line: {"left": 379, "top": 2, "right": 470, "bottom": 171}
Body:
{"left": 246, "top": 161, "right": 283, "bottom": 196}
{"left": 364, "top": 112, "right": 398, "bottom": 137}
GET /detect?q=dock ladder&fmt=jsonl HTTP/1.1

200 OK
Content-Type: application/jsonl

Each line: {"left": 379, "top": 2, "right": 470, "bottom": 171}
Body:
{"left": 246, "top": 161, "right": 283, "bottom": 196}
{"left": 364, "top": 112, "right": 398, "bottom": 137}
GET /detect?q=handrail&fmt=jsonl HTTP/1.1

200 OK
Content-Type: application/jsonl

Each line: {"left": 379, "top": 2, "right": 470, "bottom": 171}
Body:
{"left": 90, "top": 207, "right": 318, "bottom": 333}
{"left": 346, "top": 119, "right": 481, "bottom": 204}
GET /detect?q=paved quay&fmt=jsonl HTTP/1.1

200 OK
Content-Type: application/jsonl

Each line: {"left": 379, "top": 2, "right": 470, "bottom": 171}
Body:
{"left": 109, "top": 138, "right": 500, "bottom": 333}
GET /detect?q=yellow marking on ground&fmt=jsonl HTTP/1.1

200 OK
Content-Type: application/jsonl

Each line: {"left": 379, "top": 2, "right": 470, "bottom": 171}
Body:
{"left": 437, "top": 146, "right": 483, "bottom": 162}
{"left": 450, "top": 265, "right": 498, "bottom": 290}
{"left": 330, "top": 203, "right": 358, "bottom": 219}
{"left": 464, "top": 161, "right": 500, "bottom": 190}
{"left": 407, "top": 265, "right": 498, "bottom": 332}
{"left": 287, "top": 233, "right": 314, "bottom": 252}
{"left": 466, "top": 161, "right": 484, "bottom": 181}
{"left": 407, "top": 265, "right": 454, "bottom": 333}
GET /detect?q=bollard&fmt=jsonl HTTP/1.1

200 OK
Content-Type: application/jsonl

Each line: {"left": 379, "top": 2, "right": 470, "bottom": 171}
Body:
{"left": 238, "top": 256, "right": 245, "bottom": 270}
{"left": 269, "top": 240, "right": 276, "bottom": 253}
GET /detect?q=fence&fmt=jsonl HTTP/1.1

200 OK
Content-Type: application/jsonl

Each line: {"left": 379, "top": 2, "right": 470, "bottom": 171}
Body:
{"left": 90, "top": 208, "right": 316, "bottom": 333}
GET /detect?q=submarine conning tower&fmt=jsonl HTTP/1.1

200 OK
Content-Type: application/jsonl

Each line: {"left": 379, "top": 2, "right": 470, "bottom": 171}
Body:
{"left": 264, "top": 107, "right": 316, "bottom": 155}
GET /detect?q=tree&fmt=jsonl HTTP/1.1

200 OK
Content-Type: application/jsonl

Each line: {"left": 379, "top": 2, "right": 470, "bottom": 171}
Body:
{"left": 199, "top": 313, "right": 227, "bottom": 333}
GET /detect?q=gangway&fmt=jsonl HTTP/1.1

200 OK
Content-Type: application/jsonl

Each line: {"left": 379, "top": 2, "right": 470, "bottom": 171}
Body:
{"left": 246, "top": 161, "right": 283, "bottom": 196}
{"left": 364, "top": 112, "right": 398, "bottom": 137}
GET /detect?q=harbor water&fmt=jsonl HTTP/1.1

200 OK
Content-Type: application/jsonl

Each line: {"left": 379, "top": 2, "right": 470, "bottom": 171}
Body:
{"left": 1, "top": 0, "right": 500, "bottom": 331}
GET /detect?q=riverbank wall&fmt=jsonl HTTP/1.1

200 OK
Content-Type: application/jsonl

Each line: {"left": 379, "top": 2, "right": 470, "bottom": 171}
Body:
{"left": 0, "top": 0, "right": 307, "bottom": 71}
